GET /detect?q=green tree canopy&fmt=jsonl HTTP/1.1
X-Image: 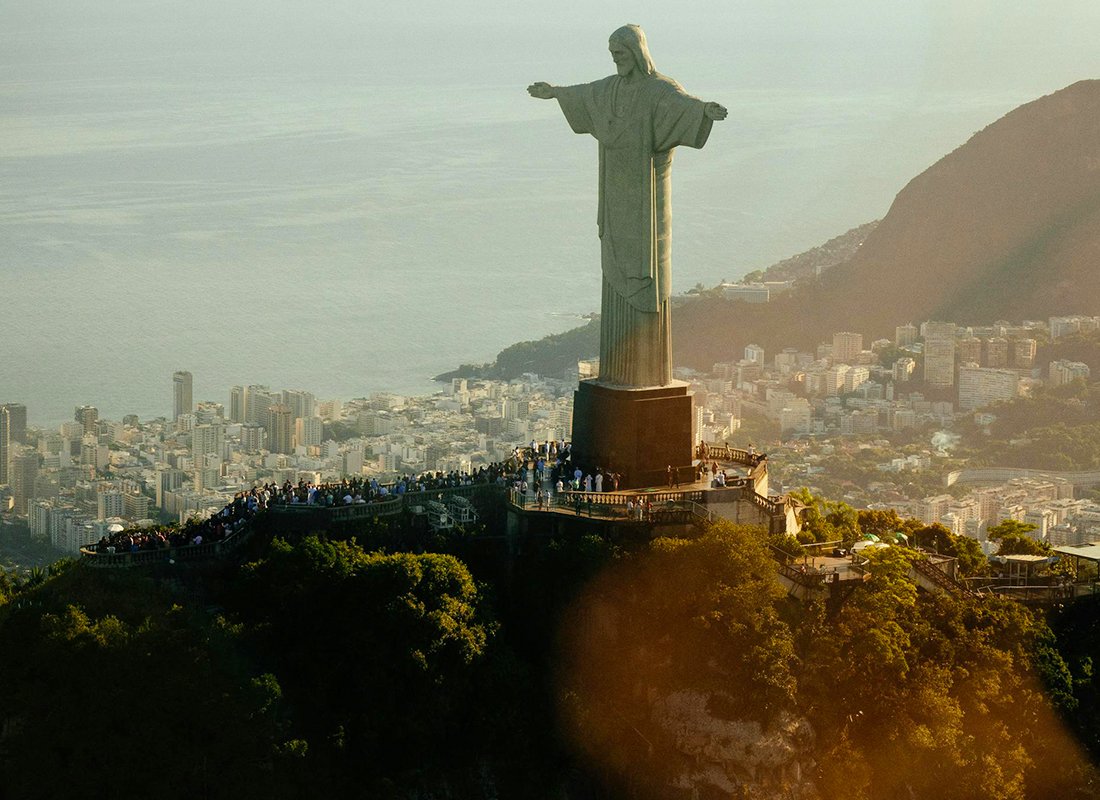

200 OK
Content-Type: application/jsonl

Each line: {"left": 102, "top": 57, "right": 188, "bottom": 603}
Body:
{"left": 0, "top": 571, "right": 286, "bottom": 799}
{"left": 559, "top": 522, "right": 797, "bottom": 790}
{"left": 237, "top": 536, "right": 501, "bottom": 786}
{"left": 987, "top": 520, "right": 1052, "bottom": 556}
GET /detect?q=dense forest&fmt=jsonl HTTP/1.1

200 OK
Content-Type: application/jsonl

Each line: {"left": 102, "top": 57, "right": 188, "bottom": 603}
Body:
{"left": 2, "top": 503, "right": 1100, "bottom": 799}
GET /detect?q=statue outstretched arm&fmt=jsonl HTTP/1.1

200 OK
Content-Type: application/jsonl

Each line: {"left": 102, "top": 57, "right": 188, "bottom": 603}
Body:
{"left": 527, "top": 82, "right": 557, "bottom": 99}
{"left": 704, "top": 102, "right": 728, "bottom": 121}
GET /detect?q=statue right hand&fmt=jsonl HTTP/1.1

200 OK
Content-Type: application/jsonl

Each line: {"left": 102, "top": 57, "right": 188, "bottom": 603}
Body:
{"left": 527, "top": 82, "right": 556, "bottom": 100}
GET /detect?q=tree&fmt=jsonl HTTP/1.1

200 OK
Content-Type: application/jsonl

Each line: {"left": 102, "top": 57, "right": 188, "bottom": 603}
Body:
{"left": 987, "top": 520, "right": 1051, "bottom": 556}
{"left": 791, "top": 488, "right": 861, "bottom": 543}
{"left": 997, "top": 533, "right": 1053, "bottom": 556}
{"left": 0, "top": 585, "right": 286, "bottom": 798}
{"left": 857, "top": 508, "right": 905, "bottom": 539}
{"left": 899, "top": 522, "right": 989, "bottom": 577}
{"left": 237, "top": 537, "right": 501, "bottom": 787}
{"left": 798, "top": 547, "right": 1091, "bottom": 800}
{"left": 988, "top": 519, "right": 1039, "bottom": 541}
{"left": 558, "top": 522, "right": 797, "bottom": 792}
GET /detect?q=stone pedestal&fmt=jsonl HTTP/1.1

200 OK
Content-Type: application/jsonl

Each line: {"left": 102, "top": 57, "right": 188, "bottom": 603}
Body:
{"left": 570, "top": 379, "right": 693, "bottom": 490}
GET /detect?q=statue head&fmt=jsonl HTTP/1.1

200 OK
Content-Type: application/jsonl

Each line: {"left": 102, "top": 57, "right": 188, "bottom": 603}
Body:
{"left": 608, "top": 24, "right": 655, "bottom": 78}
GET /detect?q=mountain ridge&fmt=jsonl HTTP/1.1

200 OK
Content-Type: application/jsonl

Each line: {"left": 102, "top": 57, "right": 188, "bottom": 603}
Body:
{"left": 446, "top": 81, "right": 1100, "bottom": 380}
{"left": 674, "top": 79, "right": 1100, "bottom": 369}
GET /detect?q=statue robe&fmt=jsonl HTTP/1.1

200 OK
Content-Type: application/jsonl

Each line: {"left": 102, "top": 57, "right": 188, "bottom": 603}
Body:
{"left": 556, "top": 72, "right": 713, "bottom": 388}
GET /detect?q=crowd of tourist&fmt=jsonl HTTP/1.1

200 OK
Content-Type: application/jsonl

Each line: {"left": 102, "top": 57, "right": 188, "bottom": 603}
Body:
{"left": 267, "top": 462, "right": 523, "bottom": 508}
{"left": 93, "top": 489, "right": 263, "bottom": 554}
{"left": 90, "top": 457, "right": 536, "bottom": 556}
{"left": 89, "top": 438, "right": 762, "bottom": 555}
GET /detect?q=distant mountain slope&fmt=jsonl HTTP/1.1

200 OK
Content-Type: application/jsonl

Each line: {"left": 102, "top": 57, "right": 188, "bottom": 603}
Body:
{"left": 674, "top": 80, "right": 1100, "bottom": 369}
{"left": 756, "top": 221, "right": 878, "bottom": 284}
{"left": 440, "top": 224, "right": 876, "bottom": 382}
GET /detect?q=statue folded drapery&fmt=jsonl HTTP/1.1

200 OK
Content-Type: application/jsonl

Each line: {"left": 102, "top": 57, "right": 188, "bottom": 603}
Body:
{"left": 530, "top": 25, "right": 725, "bottom": 388}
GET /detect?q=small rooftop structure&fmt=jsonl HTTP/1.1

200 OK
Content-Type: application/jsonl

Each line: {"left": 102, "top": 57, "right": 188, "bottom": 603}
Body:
{"left": 424, "top": 500, "right": 453, "bottom": 531}
{"left": 445, "top": 495, "right": 478, "bottom": 526}
{"left": 1053, "top": 542, "right": 1100, "bottom": 562}
{"left": 1053, "top": 542, "right": 1100, "bottom": 582}
{"left": 993, "top": 553, "right": 1054, "bottom": 585}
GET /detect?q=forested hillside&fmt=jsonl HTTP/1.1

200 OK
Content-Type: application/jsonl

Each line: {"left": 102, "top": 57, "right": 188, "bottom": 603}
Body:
{"left": 1, "top": 512, "right": 1098, "bottom": 799}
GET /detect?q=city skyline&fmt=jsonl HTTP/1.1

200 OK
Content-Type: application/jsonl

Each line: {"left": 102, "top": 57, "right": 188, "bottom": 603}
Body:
{"left": 7, "top": 5, "right": 1100, "bottom": 423}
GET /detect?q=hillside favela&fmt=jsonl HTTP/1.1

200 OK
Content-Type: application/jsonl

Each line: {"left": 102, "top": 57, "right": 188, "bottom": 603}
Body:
{"left": 6, "top": 5, "right": 1100, "bottom": 800}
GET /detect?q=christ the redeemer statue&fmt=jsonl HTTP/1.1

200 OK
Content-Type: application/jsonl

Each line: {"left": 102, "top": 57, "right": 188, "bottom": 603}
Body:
{"left": 529, "top": 24, "right": 727, "bottom": 388}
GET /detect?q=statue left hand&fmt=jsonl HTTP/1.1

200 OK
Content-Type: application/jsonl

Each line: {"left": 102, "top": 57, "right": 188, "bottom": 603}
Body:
{"left": 704, "top": 102, "right": 728, "bottom": 121}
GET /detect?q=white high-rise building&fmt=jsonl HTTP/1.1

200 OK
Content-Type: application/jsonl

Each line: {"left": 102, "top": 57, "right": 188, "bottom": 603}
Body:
{"left": 1049, "top": 360, "right": 1091, "bottom": 387}
{"left": 267, "top": 404, "right": 294, "bottom": 454}
{"left": 97, "top": 491, "right": 124, "bottom": 520}
{"left": 192, "top": 423, "right": 225, "bottom": 467}
{"left": 843, "top": 366, "right": 870, "bottom": 393}
{"left": 239, "top": 424, "right": 266, "bottom": 452}
{"left": 229, "top": 386, "right": 245, "bottom": 423}
{"left": 282, "top": 390, "right": 316, "bottom": 421}
{"left": 173, "top": 371, "right": 193, "bottom": 421}
{"left": 243, "top": 385, "right": 273, "bottom": 426}
{"left": 893, "top": 357, "right": 916, "bottom": 383}
{"left": 832, "top": 332, "right": 863, "bottom": 364}
{"left": 194, "top": 401, "right": 224, "bottom": 424}
{"left": 156, "top": 468, "right": 185, "bottom": 509}
{"left": 779, "top": 399, "right": 813, "bottom": 435}
{"left": 1050, "top": 316, "right": 1100, "bottom": 340}
{"left": 825, "top": 365, "right": 850, "bottom": 396}
{"left": 344, "top": 447, "right": 364, "bottom": 476}
{"left": 958, "top": 366, "right": 1020, "bottom": 411}
{"left": 896, "top": 323, "right": 918, "bottom": 347}
{"left": 919, "top": 494, "right": 953, "bottom": 525}
{"left": 923, "top": 321, "right": 957, "bottom": 386}
{"left": 29, "top": 501, "right": 52, "bottom": 539}
{"left": 294, "top": 416, "right": 324, "bottom": 449}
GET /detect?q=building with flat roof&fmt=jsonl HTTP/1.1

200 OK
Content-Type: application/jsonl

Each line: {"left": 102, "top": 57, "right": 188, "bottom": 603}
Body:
{"left": 958, "top": 366, "right": 1020, "bottom": 411}
{"left": 832, "top": 332, "right": 864, "bottom": 364}
{"left": 923, "top": 322, "right": 957, "bottom": 386}
{"left": 1049, "top": 360, "right": 1090, "bottom": 387}
{"left": 173, "top": 371, "right": 193, "bottom": 421}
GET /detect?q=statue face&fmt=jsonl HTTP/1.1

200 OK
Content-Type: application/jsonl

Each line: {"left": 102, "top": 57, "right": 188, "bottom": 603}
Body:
{"left": 608, "top": 42, "right": 635, "bottom": 77}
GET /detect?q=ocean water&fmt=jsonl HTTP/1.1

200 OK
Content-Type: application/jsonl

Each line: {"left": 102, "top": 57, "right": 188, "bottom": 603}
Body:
{"left": 0, "top": 6, "right": 1078, "bottom": 425}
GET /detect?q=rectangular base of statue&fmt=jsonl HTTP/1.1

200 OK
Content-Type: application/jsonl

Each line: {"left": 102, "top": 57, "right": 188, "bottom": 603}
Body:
{"left": 570, "top": 379, "right": 693, "bottom": 490}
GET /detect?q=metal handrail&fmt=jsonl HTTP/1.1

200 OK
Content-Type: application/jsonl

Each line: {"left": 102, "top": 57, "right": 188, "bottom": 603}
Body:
{"left": 558, "top": 489, "right": 705, "bottom": 506}
{"left": 80, "top": 520, "right": 256, "bottom": 568}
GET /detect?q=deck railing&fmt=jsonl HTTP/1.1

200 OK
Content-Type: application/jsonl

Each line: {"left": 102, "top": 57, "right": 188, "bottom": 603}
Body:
{"left": 509, "top": 489, "right": 727, "bottom": 526}
{"left": 79, "top": 521, "right": 255, "bottom": 568}
{"left": 81, "top": 483, "right": 507, "bottom": 568}
{"left": 696, "top": 443, "right": 767, "bottom": 468}
{"left": 910, "top": 557, "right": 970, "bottom": 596}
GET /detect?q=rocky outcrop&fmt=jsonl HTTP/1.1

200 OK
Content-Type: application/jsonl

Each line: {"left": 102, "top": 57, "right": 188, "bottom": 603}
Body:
{"left": 651, "top": 690, "right": 818, "bottom": 799}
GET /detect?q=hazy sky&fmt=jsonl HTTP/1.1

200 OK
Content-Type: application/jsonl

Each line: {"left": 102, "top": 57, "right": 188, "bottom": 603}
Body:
{"left": 3, "top": 1, "right": 1100, "bottom": 423}
{"left": 6, "top": 1, "right": 1099, "bottom": 91}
